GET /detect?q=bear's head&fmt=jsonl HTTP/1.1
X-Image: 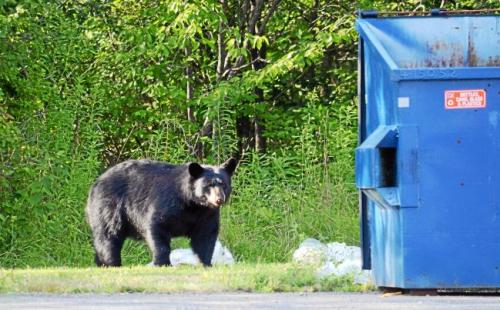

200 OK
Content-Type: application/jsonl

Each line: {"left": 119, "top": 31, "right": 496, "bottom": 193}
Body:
{"left": 187, "top": 158, "right": 237, "bottom": 208}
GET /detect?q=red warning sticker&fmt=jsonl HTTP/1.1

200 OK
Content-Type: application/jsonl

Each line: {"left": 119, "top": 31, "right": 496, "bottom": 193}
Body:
{"left": 445, "top": 89, "right": 486, "bottom": 109}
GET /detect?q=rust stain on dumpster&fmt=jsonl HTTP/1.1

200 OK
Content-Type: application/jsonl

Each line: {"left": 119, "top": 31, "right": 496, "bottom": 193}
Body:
{"left": 401, "top": 36, "right": 499, "bottom": 68}
{"left": 486, "top": 56, "right": 500, "bottom": 66}
{"left": 467, "top": 31, "right": 479, "bottom": 67}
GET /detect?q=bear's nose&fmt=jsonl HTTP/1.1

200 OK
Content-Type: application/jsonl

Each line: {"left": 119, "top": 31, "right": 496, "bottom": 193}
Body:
{"left": 216, "top": 198, "right": 224, "bottom": 206}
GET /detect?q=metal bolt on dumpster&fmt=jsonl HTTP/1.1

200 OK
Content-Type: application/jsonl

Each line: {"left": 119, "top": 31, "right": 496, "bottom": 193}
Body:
{"left": 355, "top": 10, "right": 500, "bottom": 290}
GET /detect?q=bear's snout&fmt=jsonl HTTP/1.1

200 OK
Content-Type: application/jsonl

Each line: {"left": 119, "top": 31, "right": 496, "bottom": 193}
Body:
{"left": 206, "top": 186, "right": 226, "bottom": 208}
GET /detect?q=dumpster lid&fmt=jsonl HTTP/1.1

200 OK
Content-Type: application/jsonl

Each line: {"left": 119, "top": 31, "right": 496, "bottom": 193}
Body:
{"left": 356, "top": 14, "right": 500, "bottom": 80}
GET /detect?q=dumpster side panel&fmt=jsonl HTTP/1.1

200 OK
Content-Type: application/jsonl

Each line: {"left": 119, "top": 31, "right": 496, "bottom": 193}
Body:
{"left": 369, "top": 203, "right": 404, "bottom": 287}
{"left": 364, "top": 34, "right": 399, "bottom": 132}
{"left": 399, "top": 79, "right": 500, "bottom": 288}
{"left": 362, "top": 30, "right": 405, "bottom": 287}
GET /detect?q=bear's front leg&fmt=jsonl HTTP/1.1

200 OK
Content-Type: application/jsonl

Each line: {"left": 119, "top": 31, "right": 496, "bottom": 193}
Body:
{"left": 190, "top": 230, "right": 218, "bottom": 267}
{"left": 146, "top": 226, "right": 172, "bottom": 266}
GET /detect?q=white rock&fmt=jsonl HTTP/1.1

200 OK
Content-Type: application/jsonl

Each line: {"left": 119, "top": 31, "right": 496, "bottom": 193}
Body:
{"left": 211, "top": 239, "right": 235, "bottom": 265}
{"left": 335, "top": 259, "right": 362, "bottom": 277}
{"left": 325, "top": 242, "right": 348, "bottom": 264}
{"left": 316, "top": 261, "right": 337, "bottom": 278}
{"left": 325, "top": 242, "right": 361, "bottom": 264}
{"left": 354, "top": 270, "right": 373, "bottom": 285}
{"left": 346, "top": 246, "right": 362, "bottom": 261}
{"left": 146, "top": 239, "right": 234, "bottom": 266}
{"left": 316, "top": 258, "right": 373, "bottom": 285}
{"left": 292, "top": 238, "right": 328, "bottom": 265}
{"left": 170, "top": 248, "right": 200, "bottom": 266}
{"left": 294, "top": 238, "right": 373, "bottom": 285}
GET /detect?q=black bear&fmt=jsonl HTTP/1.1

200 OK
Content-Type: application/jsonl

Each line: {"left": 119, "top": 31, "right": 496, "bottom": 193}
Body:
{"left": 85, "top": 158, "right": 237, "bottom": 267}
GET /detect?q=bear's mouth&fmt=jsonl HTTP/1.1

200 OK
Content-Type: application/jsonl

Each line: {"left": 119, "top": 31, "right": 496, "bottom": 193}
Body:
{"left": 197, "top": 197, "right": 223, "bottom": 208}
{"left": 207, "top": 199, "right": 224, "bottom": 208}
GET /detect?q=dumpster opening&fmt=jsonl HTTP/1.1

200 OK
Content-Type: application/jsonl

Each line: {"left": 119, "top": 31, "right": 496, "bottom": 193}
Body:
{"left": 379, "top": 147, "right": 397, "bottom": 187}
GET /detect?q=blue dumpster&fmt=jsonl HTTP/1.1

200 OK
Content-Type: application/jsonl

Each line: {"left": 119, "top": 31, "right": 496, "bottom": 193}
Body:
{"left": 355, "top": 11, "right": 500, "bottom": 289}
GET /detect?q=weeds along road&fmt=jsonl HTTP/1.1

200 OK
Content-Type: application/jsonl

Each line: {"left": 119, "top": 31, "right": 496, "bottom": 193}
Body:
{"left": 1, "top": 292, "right": 500, "bottom": 310}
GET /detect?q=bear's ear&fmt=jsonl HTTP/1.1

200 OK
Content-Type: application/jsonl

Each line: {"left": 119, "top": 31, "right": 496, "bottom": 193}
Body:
{"left": 188, "top": 163, "right": 204, "bottom": 178}
{"left": 221, "top": 157, "right": 237, "bottom": 177}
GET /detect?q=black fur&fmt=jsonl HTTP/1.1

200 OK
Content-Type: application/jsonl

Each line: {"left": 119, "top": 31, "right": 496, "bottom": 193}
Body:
{"left": 85, "top": 158, "right": 237, "bottom": 267}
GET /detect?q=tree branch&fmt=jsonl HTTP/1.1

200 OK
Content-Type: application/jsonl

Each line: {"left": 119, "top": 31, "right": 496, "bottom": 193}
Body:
{"left": 258, "top": 0, "right": 281, "bottom": 35}
{"left": 216, "top": 20, "right": 226, "bottom": 81}
{"left": 223, "top": 56, "right": 269, "bottom": 79}
{"left": 185, "top": 45, "right": 195, "bottom": 122}
{"left": 240, "top": 0, "right": 250, "bottom": 35}
{"left": 247, "top": 0, "right": 264, "bottom": 34}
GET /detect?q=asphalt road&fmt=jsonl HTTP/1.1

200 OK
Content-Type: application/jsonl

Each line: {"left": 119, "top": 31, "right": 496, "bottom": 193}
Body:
{"left": 1, "top": 292, "right": 500, "bottom": 310}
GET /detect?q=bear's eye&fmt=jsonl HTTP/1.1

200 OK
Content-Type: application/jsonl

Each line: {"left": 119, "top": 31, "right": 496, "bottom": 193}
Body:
{"left": 208, "top": 179, "right": 224, "bottom": 186}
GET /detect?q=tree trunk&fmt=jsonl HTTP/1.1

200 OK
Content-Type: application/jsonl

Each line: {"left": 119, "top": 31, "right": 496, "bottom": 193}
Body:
{"left": 185, "top": 45, "right": 195, "bottom": 123}
{"left": 185, "top": 44, "right": 206, "bottom": 160}
{"left": 228, "top": 0, "right": 282, "bottom": 156}
{"left": 249, "top": 34, "right": 267, "bottom": 153}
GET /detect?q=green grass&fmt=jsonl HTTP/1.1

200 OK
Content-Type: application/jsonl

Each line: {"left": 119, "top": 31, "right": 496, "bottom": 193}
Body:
{"left": 0, "top": 264, "right": 375, "bottom": 294}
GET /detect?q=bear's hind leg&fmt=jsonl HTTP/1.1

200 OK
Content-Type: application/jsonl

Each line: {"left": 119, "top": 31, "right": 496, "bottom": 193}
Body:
{"left": 94, "top": 253, "right": 102, "bottom": 266}
{"left": 93, "top": 235, "right": 125, "bottom": 267}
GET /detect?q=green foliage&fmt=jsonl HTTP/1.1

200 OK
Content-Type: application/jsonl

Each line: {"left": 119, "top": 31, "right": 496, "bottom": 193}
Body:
{"left": 0, "top": 0, "right": 493, "bottom": 267}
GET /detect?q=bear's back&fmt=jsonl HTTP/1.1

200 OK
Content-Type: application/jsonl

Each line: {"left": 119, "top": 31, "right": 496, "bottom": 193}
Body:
{"left": 105, "top": 159, "right": 177, "bottom": 176}
{"left": 90, "top": 159, "right": 183, "bottom": 200}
